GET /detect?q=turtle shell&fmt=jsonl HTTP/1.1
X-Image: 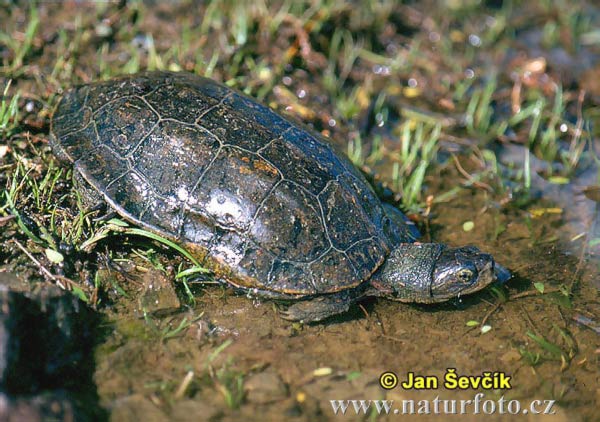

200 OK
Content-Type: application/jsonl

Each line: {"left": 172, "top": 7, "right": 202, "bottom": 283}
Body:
{"left": 50, "top": 71, "right": 417, "bottom": 295}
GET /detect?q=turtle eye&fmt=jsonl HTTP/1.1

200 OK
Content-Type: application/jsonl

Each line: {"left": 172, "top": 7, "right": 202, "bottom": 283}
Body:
{"left": 457, "top": 269, "right": 474, "bottom": 283}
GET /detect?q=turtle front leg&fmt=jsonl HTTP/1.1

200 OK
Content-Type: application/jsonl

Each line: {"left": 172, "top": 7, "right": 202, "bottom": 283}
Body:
{"left": 280, "top": 289, "right": 362, "bottom": 322}
{"left": 72, "top": 169, "right": 119, "bottom": 221}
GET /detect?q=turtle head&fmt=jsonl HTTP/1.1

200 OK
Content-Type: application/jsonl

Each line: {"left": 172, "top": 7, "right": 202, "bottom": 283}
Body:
{"left": 429, "top": 245, "right": 511, "bottom": 300}
{"left": 377, "top": 243, "right": 510, "bottom": 303}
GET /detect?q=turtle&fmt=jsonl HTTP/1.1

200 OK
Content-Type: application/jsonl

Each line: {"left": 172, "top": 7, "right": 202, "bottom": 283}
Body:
{"left": 49, "top": 71, "right": 510, "bottom": 322}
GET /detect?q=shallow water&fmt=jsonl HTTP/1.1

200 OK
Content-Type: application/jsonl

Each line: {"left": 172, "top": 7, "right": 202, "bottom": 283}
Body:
{"left": 89, "top": 148, "right": 599, "bottom": 422}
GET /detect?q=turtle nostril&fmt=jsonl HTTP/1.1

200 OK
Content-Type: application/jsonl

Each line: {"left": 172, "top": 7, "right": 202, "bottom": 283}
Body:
{"left": 494, "top": 263, "right": 511, "bottom": 284}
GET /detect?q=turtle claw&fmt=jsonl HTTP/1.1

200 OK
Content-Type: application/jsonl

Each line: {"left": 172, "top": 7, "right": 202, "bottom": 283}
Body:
{"left": 279, "top": 307, "right": 304, "bottom": 322}
{"left": 280, "top": 295, "right": 352, "bottom": 323}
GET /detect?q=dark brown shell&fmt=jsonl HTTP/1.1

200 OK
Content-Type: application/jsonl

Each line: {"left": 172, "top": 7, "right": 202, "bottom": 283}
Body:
{"left": 50, "top": 71, "right": 416, "bottom": 295}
